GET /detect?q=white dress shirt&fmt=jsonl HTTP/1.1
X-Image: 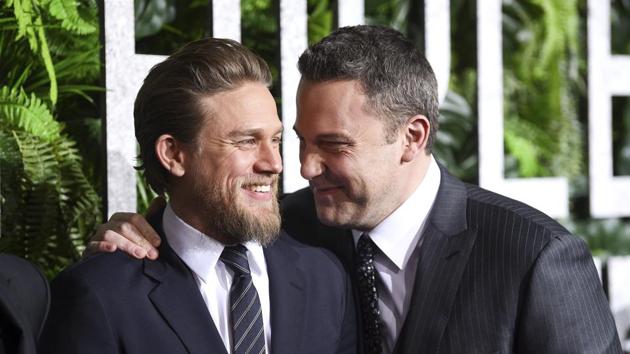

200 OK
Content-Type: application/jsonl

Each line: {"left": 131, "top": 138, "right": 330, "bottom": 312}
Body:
{"left": 352, "top": 156, "right": 441, "bottom": 353}
{"left": 162, "top": 204, "right": 271, "bottom": 353}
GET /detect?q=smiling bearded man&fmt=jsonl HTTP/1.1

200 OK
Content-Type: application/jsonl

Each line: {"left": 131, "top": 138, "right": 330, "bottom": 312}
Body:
{"left": 38, "top": 38, "right": 357, "bottom": 354}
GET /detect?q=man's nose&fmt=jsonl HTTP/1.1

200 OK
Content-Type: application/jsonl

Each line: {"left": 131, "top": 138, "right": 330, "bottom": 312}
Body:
{"left": 299, "top": 147, "right": 324, "bottom": 180}
{"left": 254, "top": 141, "right": 283, "bottom": 174}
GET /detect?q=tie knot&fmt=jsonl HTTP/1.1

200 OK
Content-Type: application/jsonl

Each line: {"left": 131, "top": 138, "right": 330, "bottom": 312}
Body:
{"left": 220, "top": 244, "right": 251, "bottom": 276}
{"left": 357, "top": 234, "right": 376, "bottom": 259}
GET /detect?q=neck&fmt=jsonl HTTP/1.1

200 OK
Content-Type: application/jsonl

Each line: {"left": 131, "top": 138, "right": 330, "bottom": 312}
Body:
{"left": 399, "top": 153, "right": 432, "bottom": 204}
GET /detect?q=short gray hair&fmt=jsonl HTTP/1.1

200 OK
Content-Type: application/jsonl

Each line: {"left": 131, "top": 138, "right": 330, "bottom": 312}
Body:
{"left": 298, "top": 25, "right": 439, "bottom": 150}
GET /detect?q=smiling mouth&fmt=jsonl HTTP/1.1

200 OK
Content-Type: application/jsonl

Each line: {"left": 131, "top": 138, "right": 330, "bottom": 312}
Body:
{"left": 243, "top": 184, "right": 272, "bottom": 193}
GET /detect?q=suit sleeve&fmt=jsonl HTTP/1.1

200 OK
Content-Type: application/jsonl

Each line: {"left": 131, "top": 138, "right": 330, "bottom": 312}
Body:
{"left": 336, "top": 267, "right": 358, "bottom": 354}
{"left": 38, "top": 272, "right": 118, "bottom": 354}
{"left": 516, "top": 234, "right": 622, "bottom": 353}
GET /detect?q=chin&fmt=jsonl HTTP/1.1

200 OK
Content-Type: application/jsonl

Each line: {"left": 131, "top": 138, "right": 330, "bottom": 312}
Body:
{"left": 315, "top": 207, "right": 350, "bottom": 228}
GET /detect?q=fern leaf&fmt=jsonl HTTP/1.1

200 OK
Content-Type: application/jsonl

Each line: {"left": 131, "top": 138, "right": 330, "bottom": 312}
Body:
{"left": 7, "top": 0, "right": 39, "bottom": 52}
{"left": 44, "top": 0, "right": 96, "bottom": 35}
{"left": 0, "top": 86, "right": 61, "bottom": 141}
{"left": 34, "top": 16, "right": 58, "bottom": 105}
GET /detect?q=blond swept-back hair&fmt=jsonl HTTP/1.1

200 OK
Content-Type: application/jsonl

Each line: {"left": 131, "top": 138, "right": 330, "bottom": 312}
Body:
{"left": 134, "top": 38, "right": 272, "bottom": 195}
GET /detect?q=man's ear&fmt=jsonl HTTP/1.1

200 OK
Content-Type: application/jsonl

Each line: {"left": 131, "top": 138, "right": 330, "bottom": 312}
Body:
{"left": 401, "top": 114, "right": 431, "bottom": 163}
{"left": 155, "top": 134, "right": 187, "bottom": 177}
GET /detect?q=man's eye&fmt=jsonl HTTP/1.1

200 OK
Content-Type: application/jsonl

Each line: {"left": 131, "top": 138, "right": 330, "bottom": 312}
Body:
{"left": 272, "top": 136, "right": 282, "bottom": 144}
{"left": 238, "top": 139, "right": 256, "bottom": 145}
{"left": 318, "top": 142, "right": 349, "bottom": 153}
{"left": 322, "top": 141, "right": 348, "bottom": 148}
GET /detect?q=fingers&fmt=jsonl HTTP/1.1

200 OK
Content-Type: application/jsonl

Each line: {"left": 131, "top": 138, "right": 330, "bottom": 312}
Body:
{"left": 121, "top": 212, "right": 162, "bottom": 249}
{"left": 110, "top": 214, "right": 160, "bottom": 259}
{"left": 83, "top": 240, "right": 117, "bottom": 258}
{"left": 87, "top": 213, "right": 160, "bottom": 260}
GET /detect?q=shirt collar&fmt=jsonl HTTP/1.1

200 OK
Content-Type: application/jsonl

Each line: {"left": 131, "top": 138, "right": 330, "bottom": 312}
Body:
{"left": 162, "top": 203, "right": 266, "bottom": 283}
{"left": 352, "top": 156, "right": 441, "bottom": 270}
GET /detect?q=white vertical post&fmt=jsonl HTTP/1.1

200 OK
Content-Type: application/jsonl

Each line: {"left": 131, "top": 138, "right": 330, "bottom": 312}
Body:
{"left": 588, "top": 0, "right": 630, "bottom": 218}
{"left": 607, "top": 256, "right": 630, "bottom": 348}
{"left": 338, "top": 0, "right": 364, "bottom": 27}
{"left": 477, "top": 0, "right": 568, "bottom": 218}
{"left": 279, "top": 0, "right": 308, "bottom": 193}
{"left": 104, "top": 0, "right": 141, "bottom": 216}
{"left": 425, "top": 0, "right": 450, "bottom": 104}
{"left": 213, "top": 0, "right": 241, "bottom": 41}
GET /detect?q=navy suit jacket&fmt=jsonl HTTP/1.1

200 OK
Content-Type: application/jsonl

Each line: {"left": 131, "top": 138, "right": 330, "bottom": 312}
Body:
{"left": 39, "top": 214, "right": 357, "bottom": 354}
{"left": 0, "top": 254, "right": 49, "bottom": 354}
{"left": 281, "top": 164, "right": 622, "bottom": 353}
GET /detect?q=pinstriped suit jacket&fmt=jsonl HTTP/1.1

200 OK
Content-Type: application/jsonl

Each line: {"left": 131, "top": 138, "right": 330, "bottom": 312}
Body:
{"left": 281, "top": 164, "right": 622, "bottom": 353}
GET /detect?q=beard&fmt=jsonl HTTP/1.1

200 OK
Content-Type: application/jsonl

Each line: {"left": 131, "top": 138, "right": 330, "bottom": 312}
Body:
{"left": 192, "top": 174, "right": 281, "bottom": 247}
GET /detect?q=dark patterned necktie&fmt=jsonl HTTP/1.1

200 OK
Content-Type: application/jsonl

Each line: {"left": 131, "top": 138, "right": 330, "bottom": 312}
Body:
{"left": 356, "top": 234, "right": 383, "bottom": 354}
{"left": 220, "top": 245, "right": 266, "bottom": 354}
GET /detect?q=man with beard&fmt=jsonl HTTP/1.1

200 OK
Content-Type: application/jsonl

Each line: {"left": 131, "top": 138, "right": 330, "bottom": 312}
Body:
{"left": 86, "top": 26, "right": 621, "bottom": 353}
{"left": 38, "top": 38, "right": 357, "bottom": 354}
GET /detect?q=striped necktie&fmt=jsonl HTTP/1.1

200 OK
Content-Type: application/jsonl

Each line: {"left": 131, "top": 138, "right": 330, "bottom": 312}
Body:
{"left": 356, "top": 234, "right": 383, "bottom": 354}
{"left": 220, "top": 245, "right": 266, "bottom": 354}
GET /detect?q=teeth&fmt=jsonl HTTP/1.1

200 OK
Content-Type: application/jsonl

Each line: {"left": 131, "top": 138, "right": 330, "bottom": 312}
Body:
{"left": 246, "top": 184, "right": 271, "bottom": 193}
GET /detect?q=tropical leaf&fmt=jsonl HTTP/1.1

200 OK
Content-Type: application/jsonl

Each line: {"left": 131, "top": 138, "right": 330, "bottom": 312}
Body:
{"left": 0, "top": 86, "right": 61, "bottom": 141}
{"left": 307, "top": 0, "right": 332, "bottom": 45}
{"left": 502, "top": 0, "right": 582, "bottom": 178}
{"left": 134, "top": 0, "right": 176, "bottom": 39}
{"left": 5, "top": 0, "right": 39, "bottom": 51}
{"left": 434, "top": 90, "right": 477, "bottom": 182}
{"left": 0, "top": 0, "right": 102, "bottom": 276}
{"left": 1, "top": 98, "right": 101, "bottom": 277}
{"left": 44, "top": 0, "right": 96, "bottom": 34}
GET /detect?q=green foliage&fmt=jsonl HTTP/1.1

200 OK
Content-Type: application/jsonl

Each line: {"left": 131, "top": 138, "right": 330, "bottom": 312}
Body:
{"left": 135, "top": 0, "right": 176, "bottom": 39}
{"left": 241, "top": 0, "right": 279, "bottom": 93}
{"left": 0, "top": 0, "right": 102, "bottom": 277}
{"left": 137, "top": 170, "right": 158, "bottom": 215}
{"left": 567, "top": 219, "right": 630, "bottom": 257}
{"left": 434, "top": 91, "right": 478, "bottom": 183}
{"left": 4, "top": 0, "right": 57, "bottom": 104}
{"left": 45, "top": 0, "right": 96, "bottom": 35}
{"left": 134, "top": 0, "right": 207, "bottom": 55}
{"left": 365, "top": 0, "right": 408, "bottom": 32}
{"left": 502, "top": 0, "right": 583, "bottom": 178}
{"left": 1, "top": 87, "right": 101, "bottom": 277}
{"left": 307, "top": 0, "right": 332, "bottom": 45}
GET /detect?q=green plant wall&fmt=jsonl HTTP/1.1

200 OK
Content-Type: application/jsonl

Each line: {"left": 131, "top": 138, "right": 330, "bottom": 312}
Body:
{"left": 0, "top": 0, "right": 103, "bottom": 277}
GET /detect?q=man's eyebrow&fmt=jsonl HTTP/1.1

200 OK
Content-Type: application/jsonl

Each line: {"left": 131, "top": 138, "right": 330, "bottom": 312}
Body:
{"left": 227, "top": 127, "right": 283, "bottom": 138}
{"left": 292, "top": 126, "right": 352, "bottom": 141}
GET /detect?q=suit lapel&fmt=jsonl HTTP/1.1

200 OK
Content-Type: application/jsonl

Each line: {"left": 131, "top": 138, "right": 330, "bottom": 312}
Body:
{"left": 394, "top": 166, "right": 478, "bottom": 353}
{"left": 265, "top": 234, "right": 306, "bottom": 354}
{"left": 144, "top": 212, "right": 227, "bottom": 354}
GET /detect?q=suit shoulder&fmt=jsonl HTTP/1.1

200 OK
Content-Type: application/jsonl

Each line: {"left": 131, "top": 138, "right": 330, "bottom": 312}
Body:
{"left": 52, "top": 251, "right": 145, "bottom": 291}
{"left": 280, "top": 188, "right": 324, "bottom": 244}
{"left": 275, "top": 232, "right": 346, "bottom": 277}
{"left": 465, "top": 183, "right": 569, "bottom": 234}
